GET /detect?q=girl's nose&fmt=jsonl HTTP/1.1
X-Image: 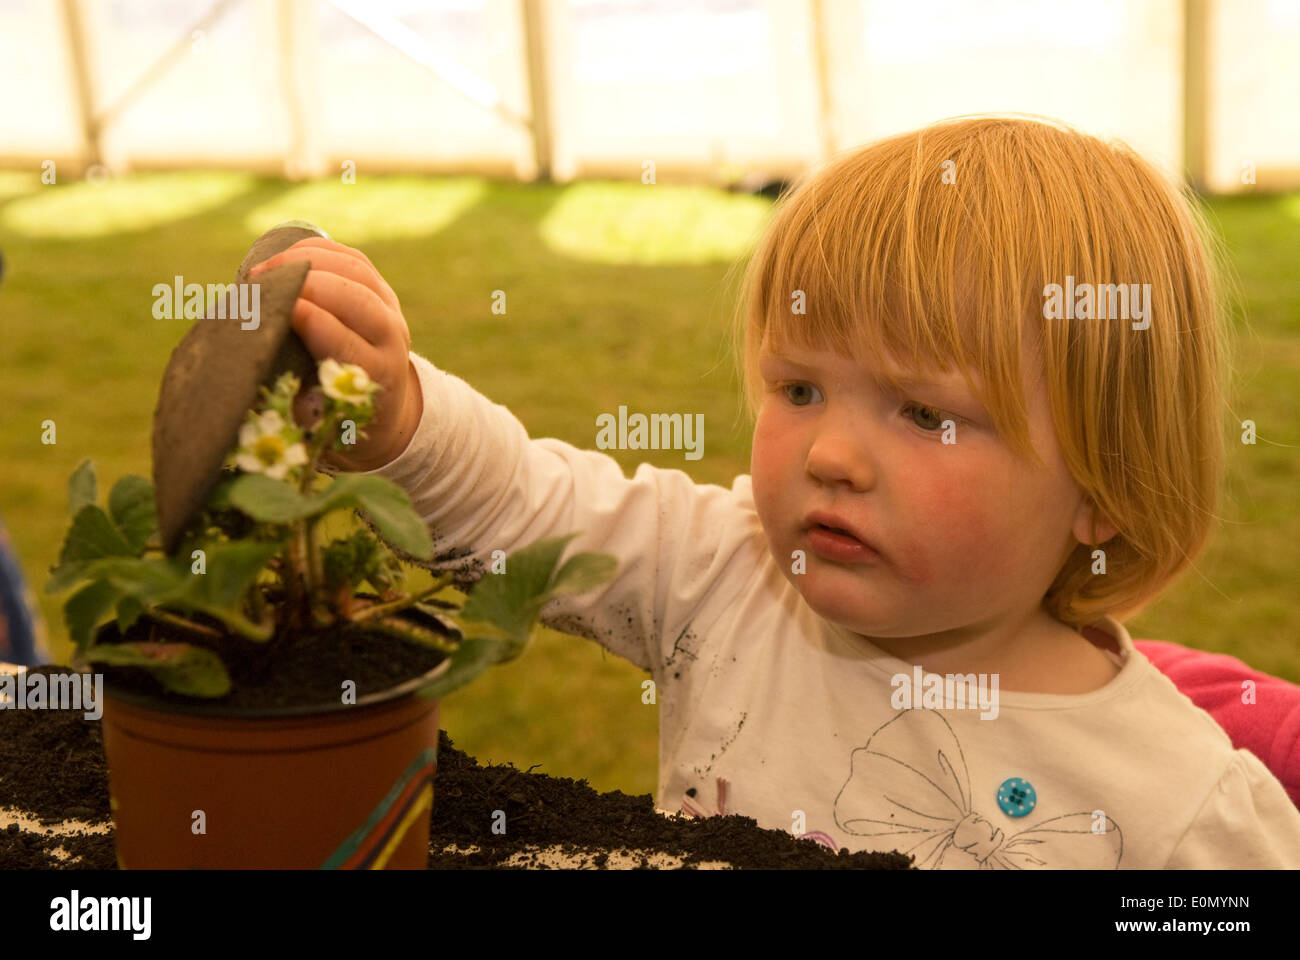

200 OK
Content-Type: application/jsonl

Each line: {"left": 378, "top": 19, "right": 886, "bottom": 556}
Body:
{"left": 805, "top": 430, "right": 875, "bottom": 491}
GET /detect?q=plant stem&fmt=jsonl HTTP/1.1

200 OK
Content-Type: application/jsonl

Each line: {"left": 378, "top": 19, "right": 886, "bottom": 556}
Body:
{"left": 348, "top": 573, "right": 457, "bottom": 622}
{"left": 306, "top": 516, "right": 337, "bottom": 628}
{"left": 211, "top": 609, "right": 276, "bottom": 642}
{"left": 297, "top": 522, "right": 314, "bottom": 630}
{"left": 306, "top": 515, "right": 326, "bottom": 595}
{"left": 295, "top": 410, "right": 338, "bottom": 632}
{"left": 298, "top": 520, "right": 312, "bottom": 596}
{"left": 363, "top": 615, "right": 460, "bottom": 654}
{"left": 335, "top": 585, "right": 354, "bottom": 619}
{"left": 282, "top": 534, "right": 307, "bottom": 634}
{"left": 145, "top": 608, "right": 223, "bottom": 639}
{"left": 303, "top": 406, "right": 340, "bottom": 479}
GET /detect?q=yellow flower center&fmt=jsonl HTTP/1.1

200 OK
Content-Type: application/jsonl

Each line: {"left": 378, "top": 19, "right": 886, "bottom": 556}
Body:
{"left": 335, "top": 370, "right": 360, "bottom": 395}
{"left": 254, "top": 433, "right": 286, "bottom": 465}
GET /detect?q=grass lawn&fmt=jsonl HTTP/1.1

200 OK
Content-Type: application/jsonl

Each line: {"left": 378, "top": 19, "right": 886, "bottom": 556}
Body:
{"left": 0, "top": 170, "right": 1296, "bottom": 802}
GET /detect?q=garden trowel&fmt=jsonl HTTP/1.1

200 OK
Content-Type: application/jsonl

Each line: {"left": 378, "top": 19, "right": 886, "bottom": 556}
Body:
{"left": 152, "top": 221, "right": 330, "bottom": 553}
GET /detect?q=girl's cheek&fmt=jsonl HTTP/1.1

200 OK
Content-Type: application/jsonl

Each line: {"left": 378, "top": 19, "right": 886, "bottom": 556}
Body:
{"left": 749, "top": 427, "right": 789, "bottom": 530}
{"left": 896, "top": 463, "right": 999, "bottom": 582}
{"left": 751, "top": 415, "right": 794, "bottom": 486}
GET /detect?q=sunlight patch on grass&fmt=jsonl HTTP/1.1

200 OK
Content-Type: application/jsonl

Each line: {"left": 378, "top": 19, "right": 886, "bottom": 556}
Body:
{"left": 539, "top": 181, "right": 769, "bottom": 265}
{"left": 1, "top": 172, "right": 255, "bottom": 237}
{"left": 243, "top": 176, "right": 487, "bottom": 243}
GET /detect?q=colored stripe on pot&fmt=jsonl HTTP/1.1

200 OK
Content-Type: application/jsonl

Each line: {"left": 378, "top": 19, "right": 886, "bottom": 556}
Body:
{"left": 322, "top": 748, "right": 438, "bottom": 870}
{"left": 370, "top": 784, "right": 434, "bottom": 870}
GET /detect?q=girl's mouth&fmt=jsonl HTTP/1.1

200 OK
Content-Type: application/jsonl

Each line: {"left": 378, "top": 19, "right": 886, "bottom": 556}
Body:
{"left": 806, "top": 525, "right": 882, "bottom": 563}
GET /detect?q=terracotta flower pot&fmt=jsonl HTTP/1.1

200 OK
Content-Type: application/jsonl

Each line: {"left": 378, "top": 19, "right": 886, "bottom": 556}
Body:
{"left": 98, "top": 628, "right": 451, "bottom": 870}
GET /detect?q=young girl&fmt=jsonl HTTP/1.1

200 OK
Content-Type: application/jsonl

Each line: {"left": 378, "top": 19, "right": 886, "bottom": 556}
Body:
{"left": 252, "top": 115, "right": 1300, "bottom": 868}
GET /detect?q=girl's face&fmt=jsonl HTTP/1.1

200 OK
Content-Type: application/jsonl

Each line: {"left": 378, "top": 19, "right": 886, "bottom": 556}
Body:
{"left": 751, "top": 338, "right": 1093, "bottom": 646}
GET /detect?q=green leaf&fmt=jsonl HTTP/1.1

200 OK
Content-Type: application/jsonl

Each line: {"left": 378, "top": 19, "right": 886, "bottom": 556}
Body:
{"left": 204, "top": 473, "right": 239, "bottom": 511}
{"left": 45, "top": 559, "right": 90, "bottom": 595}
{"left": 134, "top": 540, "right": 284, "bottom": 641}
{"left": 48, "top": 483, "right": 163, "bottom": 595}
{"left": 68, "top": 459, "right": 96, "bottom": 517}
{"left": 57, "top": 552, "right": 278, "bottom": 643}
{"left": 57, "top": 504, "right": 135, "bottom": 566}
{"left": 457, "top": 596, "right": 537, "bottom": 653}
{"left": 310, "top": 475, "right": 433, "bottom": 560}
{"left": 108, "top": 476, "right": 158, "bottom": 553}
{"left": 116, "top": 595, "right": 144, "bottom": 634}
{"left": 549, "top": 551, "right": 619, "bottom": 598}
{"left": 458, "top": 534, "right": 617, "bottom": 660}
{"left": 64, "top": 579, "right": 123, "bottom": 652}
{"left": 83, "top": 641, "right": 231, "bottom": 698}
{"left": 459, "top": 534, "right": 575, "bottom": 646}
{"left": 323, "top": 530, "right": 372, "bottom": 591}
{"left": 77, "top": 555, "right": 188, "bottom": 605}
{"left": 226, "top": 473, "right": 311, "bottom": 524}
{"left": 165, "top": 540, "right": 285, "bottom": 635}
{"left": 221, "top": 473, "right": 432, "bottom": 560}
{"left": 454, "top": 617, "right": 533, "bottom": 664}
{"left": 414, "top": 632, "right": 508, "bottom": 702}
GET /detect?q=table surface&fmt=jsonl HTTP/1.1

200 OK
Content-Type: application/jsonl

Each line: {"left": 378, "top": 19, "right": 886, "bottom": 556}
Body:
{"left": 0, "top": 661, "right": 736, "bottom": 869}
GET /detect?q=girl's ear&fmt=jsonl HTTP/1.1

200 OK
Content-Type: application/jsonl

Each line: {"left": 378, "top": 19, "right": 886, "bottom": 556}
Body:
{"left": 1072, "top": 498, "right": 1120, "bottom": 546}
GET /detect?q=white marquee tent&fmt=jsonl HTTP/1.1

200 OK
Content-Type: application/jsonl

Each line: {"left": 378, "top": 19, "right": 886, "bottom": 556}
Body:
{"left": 1, "top": 0, "right": 1298, "bottom": 192}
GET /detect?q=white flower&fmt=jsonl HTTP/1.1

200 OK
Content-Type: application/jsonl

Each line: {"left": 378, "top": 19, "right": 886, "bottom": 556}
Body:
{"left": 319, "top": 358, "right": 379, "bottom": 407}
{"left": 234, "top": 410, "right": 309, "bottom": 480}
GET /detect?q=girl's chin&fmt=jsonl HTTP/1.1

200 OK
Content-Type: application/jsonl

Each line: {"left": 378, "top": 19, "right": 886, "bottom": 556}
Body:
{"left": 794, "top": 579, "right": 884, "bottom": 627}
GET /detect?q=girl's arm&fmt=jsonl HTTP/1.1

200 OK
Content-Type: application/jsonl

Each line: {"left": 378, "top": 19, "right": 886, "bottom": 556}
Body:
{"left": 331, "top": 351, "right": 763, "bottom": 677}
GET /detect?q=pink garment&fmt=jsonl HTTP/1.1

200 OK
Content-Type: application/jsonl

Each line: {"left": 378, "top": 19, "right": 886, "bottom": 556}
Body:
{"left": 1134, "top": 639, "right": 1300, "bottom": 811}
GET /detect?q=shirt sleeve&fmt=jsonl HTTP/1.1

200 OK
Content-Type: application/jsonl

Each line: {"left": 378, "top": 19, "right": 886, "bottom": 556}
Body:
{"left": 1163, "top": 749, "right": 1300, "bottom": 868}
{"left": 333, "top": 350, "right": 762, "bottom": 677}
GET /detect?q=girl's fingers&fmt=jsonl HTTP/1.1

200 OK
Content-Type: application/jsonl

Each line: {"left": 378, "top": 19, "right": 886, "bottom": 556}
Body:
{"left": 288, "top": 297, "right": 380, "bottom": 373}
{"left": 252, "top": 239, "right": 400, "bottom": 312}
{"left": 271, "top": 246, "right": 400, "bottom": 312}
{"left": 297, "top": 269, "right": 397, "bottom": 348}
{"left": 295, "top": 236, "right": 382, "bottom": 274}
{"left": 288, "top": 239, "right": 399, "bottom": 307}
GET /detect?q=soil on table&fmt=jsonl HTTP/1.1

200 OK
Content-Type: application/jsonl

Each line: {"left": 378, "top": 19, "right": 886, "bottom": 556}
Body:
{"left": 427, "top": 730, "right": 913, "bottom": 869}
{"left": 1, "top": 668, "right": 913, "bottom": 870}
{"left": 0, "top": 667, "right": 115, "bottom": 868}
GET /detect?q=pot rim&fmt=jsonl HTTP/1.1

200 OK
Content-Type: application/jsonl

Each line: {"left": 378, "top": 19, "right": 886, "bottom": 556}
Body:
{"left": 101, "top": 653, "right": 452, "bottom": 718}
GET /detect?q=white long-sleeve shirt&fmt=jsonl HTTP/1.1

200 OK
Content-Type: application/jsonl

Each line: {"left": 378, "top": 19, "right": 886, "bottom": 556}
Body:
{"left": 345, "top": 350, "right": 1300, "bottom": 869}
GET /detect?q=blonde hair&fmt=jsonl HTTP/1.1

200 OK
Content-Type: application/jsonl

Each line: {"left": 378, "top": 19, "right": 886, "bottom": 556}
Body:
{"left": 729, "top": 115, "right": 1235, "bottom": 628}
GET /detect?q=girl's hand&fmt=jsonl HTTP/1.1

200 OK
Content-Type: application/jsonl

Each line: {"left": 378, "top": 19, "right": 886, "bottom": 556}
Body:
{"left": 249, "top": 238, "right": 422, "bottom": 472}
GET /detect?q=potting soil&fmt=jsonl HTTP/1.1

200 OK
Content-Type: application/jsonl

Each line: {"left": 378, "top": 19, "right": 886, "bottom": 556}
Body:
{"left": 92, "top": 610, "right": 450, "bottom": 711}
{"left": 1, "top": 668, "right": 912, "bottom": 869}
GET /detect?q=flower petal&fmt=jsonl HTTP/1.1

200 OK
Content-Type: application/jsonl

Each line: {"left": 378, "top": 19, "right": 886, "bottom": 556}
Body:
{"left": 235, "top": 453, "right": 264, "bottom": 473}
{"left": 320, "top": 358, "right": 343, "bottom": 382}
{"left": 259, "top": 410, "right": 284, "bottom": 434}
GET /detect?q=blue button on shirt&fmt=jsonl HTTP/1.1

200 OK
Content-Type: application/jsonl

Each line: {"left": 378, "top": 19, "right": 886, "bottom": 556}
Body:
{"left": 997, "top": 777, "right": 1037, "bottom": 818}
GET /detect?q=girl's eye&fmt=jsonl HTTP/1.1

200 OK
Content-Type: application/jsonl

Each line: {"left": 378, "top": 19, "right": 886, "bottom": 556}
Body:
{"left": 780, "top": 382, "right": 823, "bottom": 406}
{"left": 774, "top": 383, "right": 959, "bottom": 434}
{"left": 903, "top": 402, "right": 952, "bottom": 432}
